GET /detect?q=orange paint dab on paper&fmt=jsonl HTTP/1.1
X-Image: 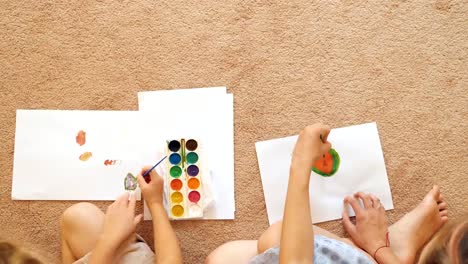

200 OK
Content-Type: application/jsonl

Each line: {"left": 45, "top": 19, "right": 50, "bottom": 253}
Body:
{"left": 104, "top": 160, "right": 120, "bottom": 166}
{"left": 79, "top": 152, "right": 93, "bottom": 161}
{"left": 104, "top": 160, "right": 117, "bottom": 166}
{"left": 76, "top": 130, "right": 86, "bottom": 146}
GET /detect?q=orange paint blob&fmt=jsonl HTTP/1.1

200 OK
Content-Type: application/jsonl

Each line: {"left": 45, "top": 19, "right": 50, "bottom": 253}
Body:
{"left": 313, "top": 152, "right": 333, "bottom": 174}
{"left": 187, "top": 178, "right": 200, "bottom": 189}
{"left": 170, "top": 179, "right": 183, "bottom": 191}
{"left": 79, "top": 152, "right": 92, "bottom": 161}
{"left": 76, "top": 130, "right": 86, "bottom": 146}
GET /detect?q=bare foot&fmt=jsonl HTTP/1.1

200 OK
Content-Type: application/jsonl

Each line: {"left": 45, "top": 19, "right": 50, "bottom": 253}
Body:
{"left": 388, "top": 185, "right": 449, "bottom": 264}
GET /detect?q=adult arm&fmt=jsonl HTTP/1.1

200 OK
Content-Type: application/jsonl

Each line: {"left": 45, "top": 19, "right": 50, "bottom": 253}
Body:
{"left": 343, "top": 192, "right": 401, "bottom": 264}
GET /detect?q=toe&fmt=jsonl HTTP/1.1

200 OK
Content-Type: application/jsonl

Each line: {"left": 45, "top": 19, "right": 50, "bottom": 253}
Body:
{"left": 427, "top": 185, "right": 440, "bottom": 202}
{"left": 438, "top": 193, "right": 444, "bottom": 203}
{"left": 440, "top": 210, "right": 448, "bottom": 217}
{"left": 441, "top": 216, "right": 448, "bottom": 223}
{"left": 438, "top": 202, "right": 447, "bottom": 211}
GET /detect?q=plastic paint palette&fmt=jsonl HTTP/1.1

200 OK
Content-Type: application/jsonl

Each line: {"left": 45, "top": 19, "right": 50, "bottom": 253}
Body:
{"left": 166, "top": 138, "right": 203, "bottom": 219}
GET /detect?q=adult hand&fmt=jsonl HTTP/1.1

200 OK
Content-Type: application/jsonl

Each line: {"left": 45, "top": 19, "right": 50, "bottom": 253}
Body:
{"left": 137, "top": 166, "right": 164, "bottom": 206}
{"left": 100, "top": 192, "right": 143, "bottom": 249}
{"left": 342, "top": 192, "right": 389, "bottom": 255}
{"left": 292, "top": 123, "right": 332, "bottom": 171}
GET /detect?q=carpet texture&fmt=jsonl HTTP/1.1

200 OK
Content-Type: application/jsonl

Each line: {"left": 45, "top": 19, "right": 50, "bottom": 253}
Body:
{"left": 0, "top": 1, "right": 467, "bottom": 263}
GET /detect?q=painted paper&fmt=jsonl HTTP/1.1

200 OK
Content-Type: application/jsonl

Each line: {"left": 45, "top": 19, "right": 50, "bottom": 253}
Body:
{"left": 255, "top": 122, "right": 394, "bottom": 224}
{"left": 12, "top": 110, "right": 142, "bottom": 200}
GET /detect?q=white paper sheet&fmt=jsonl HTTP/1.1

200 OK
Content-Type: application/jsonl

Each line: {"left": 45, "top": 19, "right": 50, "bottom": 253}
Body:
{"left": 138, "top": 88, "right": 235, "bottom": 220}
{"left": 12, "top": 110, "right": 143, "bottom": 200}
{"left": 138, "top": 87, "right": 227, "bottom": 109}
{"left": 255, "top": 122, "right": 393, "bottom": 225}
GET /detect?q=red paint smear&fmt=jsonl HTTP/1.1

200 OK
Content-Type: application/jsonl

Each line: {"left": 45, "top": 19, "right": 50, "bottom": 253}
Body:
{"left": 104, "top": 160, "right": 118, "bottom": 166}
{"left": 313, "top": 152, "right": 333, "bottom": 174}
{"left": 76, "top": 130, "right": 86, "bottom": 146}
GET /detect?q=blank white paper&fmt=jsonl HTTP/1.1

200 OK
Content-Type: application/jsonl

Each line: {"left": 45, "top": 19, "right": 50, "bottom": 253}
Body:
{"left": 12, "top": 110, "right": 142, "bottom": 200}
{"left": 255, "top": 122, "right": 393, "bottom": 225}
{"left": 138, "top": 87, "right": 227, "bottom": 109}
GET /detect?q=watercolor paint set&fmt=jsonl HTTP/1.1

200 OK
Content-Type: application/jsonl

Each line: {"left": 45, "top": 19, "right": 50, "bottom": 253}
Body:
{"left": 166, "top": 138, "right": 204, "bottom": 219}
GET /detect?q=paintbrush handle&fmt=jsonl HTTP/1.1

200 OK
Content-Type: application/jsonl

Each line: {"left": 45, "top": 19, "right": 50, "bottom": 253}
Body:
{"left": 143, "top": 156, "right": 167, "bottom": 178}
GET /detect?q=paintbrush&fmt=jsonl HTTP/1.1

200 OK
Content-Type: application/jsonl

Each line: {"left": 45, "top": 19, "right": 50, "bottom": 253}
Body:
{"left": 181, "top": 138, "right": 186, "bottom": 169}
{"left": 143, "top": 155, "right": 167, "bottom": 181}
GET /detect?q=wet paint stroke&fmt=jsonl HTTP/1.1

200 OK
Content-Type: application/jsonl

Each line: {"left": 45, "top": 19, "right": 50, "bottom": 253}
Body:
{"left": 76, "top": 130, "right": 86, "bottom": 146}
{"left": 79, "top": 152, "right": 93, "bottom": 161}
{"left": 124, "top": 173, "right": 137, "bottom": 191}
{"left": 104, "top": 159, "right": 120, "bottom": 166}
{"left": 312, "top": 148, "right": 340, "bottom": 177}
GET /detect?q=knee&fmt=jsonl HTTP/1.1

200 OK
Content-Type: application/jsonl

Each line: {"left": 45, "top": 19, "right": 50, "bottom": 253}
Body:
{"left": 205, "top": 244, "right": 225, "bottom": 264}
{"left": 60, "top": 202, "right": 100, "bottom": 231}
{"left": 204, "top": 253, "right": 216, "bottom": 264}
{"left": 258, "top": 221, "right": 282, "bottom": 253}
{"left": 206, "top": 241, "right": 258, "bottom": 264}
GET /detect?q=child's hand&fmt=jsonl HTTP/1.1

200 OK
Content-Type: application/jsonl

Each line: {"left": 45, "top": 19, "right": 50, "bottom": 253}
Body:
{"left": 101, "top": 192, "right": 143, "bottom": 249}
{"left": 342, "top": 192, "right": 389, "bottom": 255}
{"left": 292, "top": 124, "right": 331, "bottom": 171}
{"left": 137, "top": 166, "right": 164, "bottom": 206}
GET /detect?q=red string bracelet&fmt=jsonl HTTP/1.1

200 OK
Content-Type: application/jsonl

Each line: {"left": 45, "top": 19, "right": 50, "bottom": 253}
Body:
{"left": 373, "top": 232, "right": 390, "bottom": 261}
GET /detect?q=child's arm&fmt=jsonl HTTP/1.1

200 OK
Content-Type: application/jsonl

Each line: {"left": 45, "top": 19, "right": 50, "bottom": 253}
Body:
{"left": 149, "top": 203, "right": 183, "bottom": 264}
{"left": 89, "top": 192, "right": 143, "bottom": 264}
{"left": 279, "top": 124, "right": 331, "bottom": 264}
{"left": 137, "top": 168, "right": 183, "bottom": 264}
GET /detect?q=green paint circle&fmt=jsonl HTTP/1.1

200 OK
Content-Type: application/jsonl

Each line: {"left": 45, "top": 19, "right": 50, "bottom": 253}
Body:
{"left": 186, "top": 152, "right": 199, "bottom": 164}
{"left": 312, "top": 148, "right": 341, "bottom": 177}
{"left": 170, "top": 166, "right": 182, "bottom": 178}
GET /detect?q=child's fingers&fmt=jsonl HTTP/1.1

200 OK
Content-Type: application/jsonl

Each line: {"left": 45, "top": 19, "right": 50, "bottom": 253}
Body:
{"left": 128, "top": 192, "right": 136, "bottom": 211}
{"left": 369, "top": 194, "right": 381, "bottom": 209}
{"left": 147, "top": 169, "right": 160, "bottom": 182}
{"left": 137, "top": 174, "right": 146, "bottom": 188}
{"left": 345, "top": 196, "right": 363, "bottom": 215}
{"left": 354, "top": 192, "right": 372, "bottom": 209}
{"left": 321, "top": 141, "right": 332, "bottom": 155}
{"left": 140, "top": 166, "right": 161, "bottom": 183}
{"left": 140, "top": 166, "right": 151, "bottom": 176}
{"left": 342, "top": 201, "right": 356, "bottom": 236}
{"left": 116, "top": 192, "right": 130, "bottom": 207}
{"left": 319, "top": 125, "right": 331, "bottom": 142}
{"left": 134, "top": 214, "right": 143, "bottom": 226}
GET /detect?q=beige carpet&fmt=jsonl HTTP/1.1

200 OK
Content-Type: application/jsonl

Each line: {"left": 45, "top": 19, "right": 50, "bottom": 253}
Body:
{"left": 1, "top": 0, "right": 467, "bottom": 263}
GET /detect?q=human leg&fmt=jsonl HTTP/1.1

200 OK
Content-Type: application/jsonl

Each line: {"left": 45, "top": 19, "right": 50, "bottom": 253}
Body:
{"left": 60, "top": 202, "right": 105, "bottom": 264}
{"left": 257, "top": 221, "right": 342, "bottom": 254}
{"left": 205, "top": 240, "right": 258, "bottom": 264}
{"left": 387, "top": 185, "right": 449, "bottom": 264}
{"left": 206, "top": 186, "right": 449, "bottom": 264}
{"left": 258, "top": 186, "right": 449, "bottom": 264}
